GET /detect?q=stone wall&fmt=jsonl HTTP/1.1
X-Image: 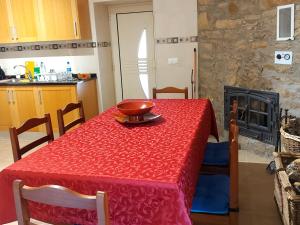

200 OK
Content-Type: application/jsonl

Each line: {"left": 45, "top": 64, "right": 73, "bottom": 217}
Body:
{"left": 198, "top": 0, "right": 300, "bottom": 157}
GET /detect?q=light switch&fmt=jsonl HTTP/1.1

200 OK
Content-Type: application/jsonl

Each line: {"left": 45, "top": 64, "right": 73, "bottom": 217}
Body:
{"left": 168, "top": 57, "right": 178, "bottom": 64}
{"left": 274, "top": 51, "right": 293, "bottom": 65}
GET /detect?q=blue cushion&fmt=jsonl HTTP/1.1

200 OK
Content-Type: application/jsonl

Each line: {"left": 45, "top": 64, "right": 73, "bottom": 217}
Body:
{"left": 191, "top": 175, "right": 230, "bottom": 214}
{"left": 203, "top": 142, "right": 229, "bottom": 166}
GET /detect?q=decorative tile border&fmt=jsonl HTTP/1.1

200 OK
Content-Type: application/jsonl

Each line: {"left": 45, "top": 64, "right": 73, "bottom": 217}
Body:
{"left": 156, "top": 36, "right": 198, "bottom": 44}
{"left": 98, "top": 41, "right": 111, "bottom": 47}
{"left": 0, "top": 41, "right": 111, "bottom": 53}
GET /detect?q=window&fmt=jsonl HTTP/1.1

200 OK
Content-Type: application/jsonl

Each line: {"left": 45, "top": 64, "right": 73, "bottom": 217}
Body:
{"left": 137, "top": 29, "right": 149, "bottom": 99}
{"left": 277, "top": 4, "right": 294, "bottom": 41}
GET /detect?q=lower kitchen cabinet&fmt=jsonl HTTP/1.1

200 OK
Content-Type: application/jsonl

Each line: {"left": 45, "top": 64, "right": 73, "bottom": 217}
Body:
{"left": 36, "top": 85, "right": 78, "bottom": 131}
{"left": 0, "top": 87, "right": 38, "bottom": 130}
{"left": 0, "top": 88, "right": 12, "bottom": 129}
{"left": 11, "top": 87, "right": 39, "bottom": 130}
{"left": 0, "top": 79, "right": 99, "bottom": 132}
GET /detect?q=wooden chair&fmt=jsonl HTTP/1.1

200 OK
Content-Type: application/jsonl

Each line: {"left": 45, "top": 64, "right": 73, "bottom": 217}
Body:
{"left": 191, "top": 122, "right": 239, "bottom": 225}
{"left": 57, "top": 101, "right": 85, "bottom": 136}
{"left": 9, "top": 114, "right": 54, "bottom": 162}
{"left": 201, "top": 100, "right": 238, "bottom": 175}
{"left": 13, "top": 179, "right": 110, "bottom": 225}
{"left": 152, "top": 87, "right": 188, "bottom": 99}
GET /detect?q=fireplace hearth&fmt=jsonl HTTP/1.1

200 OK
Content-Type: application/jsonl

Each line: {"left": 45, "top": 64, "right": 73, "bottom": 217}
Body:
{"left": 224, "top": 86, "right": 279, "bottom": 145}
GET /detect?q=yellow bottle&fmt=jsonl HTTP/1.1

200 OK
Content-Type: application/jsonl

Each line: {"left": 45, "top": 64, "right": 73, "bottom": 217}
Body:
{"left": 25, "top": 61, "right": 34, "bottom": 79}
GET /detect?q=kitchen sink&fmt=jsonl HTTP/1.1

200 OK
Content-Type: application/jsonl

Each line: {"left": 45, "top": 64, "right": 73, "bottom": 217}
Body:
{"left": 0, "top": 78, "right": 13, "bottom": 83}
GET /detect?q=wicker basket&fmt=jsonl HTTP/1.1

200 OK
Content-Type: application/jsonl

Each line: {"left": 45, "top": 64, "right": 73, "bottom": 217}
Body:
{"left": 281, "top": 118, "right": 300, "bottom": 153}
{"left": 274, "top": 152, "right": 300, "bottom": 225}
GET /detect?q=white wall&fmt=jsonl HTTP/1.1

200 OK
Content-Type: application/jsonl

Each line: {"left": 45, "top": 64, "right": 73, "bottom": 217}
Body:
{"left": 94, "top": 4, "right": 116, "bottom": 110}
{"left": 153, "top": 0, "right": 197, "bottom": 37}
{"left": 0, "top": 50, "right": 98, "bottom": 75}
{"left": 153, "top": 0, "right": 198, "bottom": 98}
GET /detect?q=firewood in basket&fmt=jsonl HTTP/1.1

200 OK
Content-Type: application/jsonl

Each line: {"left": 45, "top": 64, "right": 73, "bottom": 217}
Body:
{"left": 294, "top": 182, "right": 300, "bottom": 194}
{"left": 286, "top": 159, "right": 300, "bottom": 182}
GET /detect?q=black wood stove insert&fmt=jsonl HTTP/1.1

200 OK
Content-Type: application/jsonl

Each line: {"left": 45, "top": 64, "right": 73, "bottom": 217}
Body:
{"left": 224, "top": 86, "right": 279, "bottom": 145}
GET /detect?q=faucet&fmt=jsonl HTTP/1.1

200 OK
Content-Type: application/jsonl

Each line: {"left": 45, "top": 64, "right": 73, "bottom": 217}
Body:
{"left": 13, "top": 65, "right": 33, "bottom": 81}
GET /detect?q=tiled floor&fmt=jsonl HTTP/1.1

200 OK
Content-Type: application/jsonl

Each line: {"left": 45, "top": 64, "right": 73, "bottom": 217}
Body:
{"left": 0, "top": 132, "right": 281, "bottom": 225}
{"left": 0, "top": 131, "right": 59, "bottom": 170}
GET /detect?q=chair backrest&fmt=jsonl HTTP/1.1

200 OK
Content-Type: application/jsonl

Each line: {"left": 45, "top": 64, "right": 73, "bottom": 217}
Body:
{"left": 228, "top": 100, "right": 238, "bottom": 141}
{"left": 9, "top": 114, "right": 54, "bottom": 162}
{"left": 229, "top": 122, "right": 239, "bottom": 211}
{"left": 57, "top": 101, "right": 85, "bottom": 136}
{"left": 152, "top": 87, "right": 188, "bottom": 99}
{"left": 13, "top": 179, "right": 110, "bottom": 225}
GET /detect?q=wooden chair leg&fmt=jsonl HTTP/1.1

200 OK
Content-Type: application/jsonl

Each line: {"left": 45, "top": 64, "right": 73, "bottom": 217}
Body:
{"left": 229, "top": 212, "right": 238, "bottom": 225}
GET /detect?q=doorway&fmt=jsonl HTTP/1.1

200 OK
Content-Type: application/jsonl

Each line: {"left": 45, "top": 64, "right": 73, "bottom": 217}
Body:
{"left": 110, "top": 3, "right": 155, "bottom": 102}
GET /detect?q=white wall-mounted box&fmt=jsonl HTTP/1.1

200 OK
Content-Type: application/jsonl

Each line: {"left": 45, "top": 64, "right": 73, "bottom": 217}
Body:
{"left": 274, "top": 51, "right": 293, "bottom": 65}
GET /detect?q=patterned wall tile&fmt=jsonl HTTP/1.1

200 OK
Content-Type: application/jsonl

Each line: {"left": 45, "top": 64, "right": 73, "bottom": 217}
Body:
{"left": 156, "top": 36, "right": 198, "bottom": 44}
{"left": 0, "top": 41, "right": 111, "bottom": 53}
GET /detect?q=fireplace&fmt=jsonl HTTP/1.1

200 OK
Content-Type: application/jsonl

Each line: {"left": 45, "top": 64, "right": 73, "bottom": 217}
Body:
{"left": 224, "top": 86, "right": 280, "bottom": 145}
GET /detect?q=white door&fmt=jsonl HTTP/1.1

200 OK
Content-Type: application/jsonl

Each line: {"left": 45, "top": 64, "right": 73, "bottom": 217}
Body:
{"left": 116, "top": 12, "right": 155, "bottom": 100}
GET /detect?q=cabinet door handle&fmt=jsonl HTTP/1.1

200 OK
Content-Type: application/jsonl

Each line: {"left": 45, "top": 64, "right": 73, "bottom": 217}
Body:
{"left": 11, "top": 90, "right": 15, "bottom": 104}
{"left": 6, "top": 90, "right": 10, "bottom": 104}
{"left": 10, "top": 27, "right": 17, "bottom": 41}
{"left": 9, "top": 27, "right": 14, "bottom": 40}
{"left": 38, "top": 91, "right": 42, "bottom": 104}
{"left": 74, "top": 21, "right": 78, "bottom": 37}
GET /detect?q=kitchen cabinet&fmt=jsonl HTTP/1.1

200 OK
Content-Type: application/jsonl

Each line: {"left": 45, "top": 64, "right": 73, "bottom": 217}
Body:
{"left": 9, "top": 87, "right": 39, "bottom": 128}
{"left": 35, "top": 86, "right": 78, "bottom": 131}
{"left": 0, "top": 79, "right": 99, "bottom": 132}
{"left": 0, "top": 88, "right": 12, "bottom": 129}
{"left": 0, "top": 0, "right": 11, "bottom": 43}
{"left": 36, "top": 80, "right": 98, "bottom": 131}
{"left": 76, "top": 0, "right": 92, "bottom": 40}
{"left": 0, "top": 0, "right": 91, "bottom": 44}
{"left": 9, "top": 0, "right": 39, "bottom": 42}
{"left": 38, "top": 0, "right": 78, "bottom": 41}
{"left": 0, "top": 87, "right": 38, "bottom": 130}
{"left": 38, "top": 0, "right": 91, "bottom": 41}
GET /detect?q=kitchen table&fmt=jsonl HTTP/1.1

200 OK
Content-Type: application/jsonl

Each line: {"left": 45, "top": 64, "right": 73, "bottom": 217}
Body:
{"left": 0, "top": 99, "right": 218, "bottom": 225}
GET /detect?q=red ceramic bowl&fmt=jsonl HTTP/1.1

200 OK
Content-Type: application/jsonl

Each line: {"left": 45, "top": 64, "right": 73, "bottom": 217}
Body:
{"left": 117, "top": 101, "right": 155, "bottom": 116}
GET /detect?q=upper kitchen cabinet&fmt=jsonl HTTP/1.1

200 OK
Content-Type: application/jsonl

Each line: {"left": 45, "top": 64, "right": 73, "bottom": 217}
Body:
{"left": 38, "top": 0, "right": 91, "bottom": 41}
{"left": 0, "top": 0, "right": 11, "bottom": 43}
{"left": 0, "top": 0, "right": 91, "bottom": 44}
{"left": 0, "top": 0, "right": 40, "bottom": 43}
{"left": 9, "top": 0, "right": 39, "bottom": 42}
{"left": 76, "top": 0, "right": 92, "bottom": 40}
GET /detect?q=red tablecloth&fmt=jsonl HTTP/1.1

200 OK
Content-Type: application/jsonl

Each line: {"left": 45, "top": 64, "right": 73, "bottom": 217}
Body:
{"left": 0, "top": 99, "right": 218, "bottom": 225}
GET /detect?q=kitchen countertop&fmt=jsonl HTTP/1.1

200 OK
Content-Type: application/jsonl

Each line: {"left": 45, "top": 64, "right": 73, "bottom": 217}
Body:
{"left": 0, "top": 74, "right": 97, "bottom": 86}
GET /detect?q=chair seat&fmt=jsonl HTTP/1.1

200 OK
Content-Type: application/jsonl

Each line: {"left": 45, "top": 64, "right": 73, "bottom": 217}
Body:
{"left": 191, "top": 175, "right": 230, "bottom": 215}
{"left": 203, "top": 142, "right": 229, "bottom": 166}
